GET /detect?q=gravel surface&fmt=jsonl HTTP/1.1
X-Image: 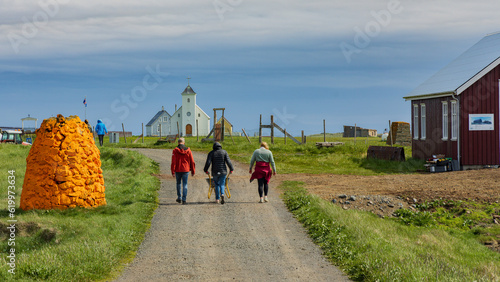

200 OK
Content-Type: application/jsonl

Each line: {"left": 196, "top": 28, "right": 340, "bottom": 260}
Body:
{"left": 115, "top": 148, "right": 349, "bottom": 281}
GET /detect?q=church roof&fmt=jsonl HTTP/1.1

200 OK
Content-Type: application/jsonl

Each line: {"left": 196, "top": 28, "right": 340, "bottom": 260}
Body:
{"left": 146, "top": 109, "right": 170, "bottom": 126}
{"left": 182, "top": 85, "right": 196, "bottom": 95}
{"left": 405, "top": 32, "right": 500, "bottom": 100}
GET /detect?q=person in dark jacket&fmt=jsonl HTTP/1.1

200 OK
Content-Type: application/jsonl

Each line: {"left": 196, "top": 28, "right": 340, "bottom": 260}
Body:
{"left": 204, "top": 142, "right": 234, "bottom": 204}
{"left": 171, "top": 138, "right": 196, "bottom": 204}
{"left": 95, "top": 119, "right": 108, "bottom": 146}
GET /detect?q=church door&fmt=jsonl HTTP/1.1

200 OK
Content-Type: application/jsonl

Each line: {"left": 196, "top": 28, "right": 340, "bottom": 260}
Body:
{"left": 186, "top": 124, "right": 192, "bottom": 136}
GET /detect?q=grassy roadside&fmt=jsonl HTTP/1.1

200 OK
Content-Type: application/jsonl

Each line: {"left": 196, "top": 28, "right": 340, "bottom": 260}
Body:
{"left": 281, "top": 181, "right": 500, "bottom": 281}
{"left": 0, "top": 144, "right": 159, "bottom": 281}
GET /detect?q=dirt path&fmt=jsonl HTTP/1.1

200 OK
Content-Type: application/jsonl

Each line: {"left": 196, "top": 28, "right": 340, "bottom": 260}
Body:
{"left": 115, "top": 148, "right": 349, "bottom": 281}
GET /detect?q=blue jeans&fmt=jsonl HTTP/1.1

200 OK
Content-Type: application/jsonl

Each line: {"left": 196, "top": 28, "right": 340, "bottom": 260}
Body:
{"left": 212, "top": 174, "right": 226, "bottom": 200}
{"left": 175, "top": 172, "right": 189, "bottom": 202}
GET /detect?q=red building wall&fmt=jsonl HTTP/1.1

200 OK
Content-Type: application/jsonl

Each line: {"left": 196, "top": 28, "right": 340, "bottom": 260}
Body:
{"left": 411, "top": 97, "right": 458, "bottom": 160}
{"left": 459, "top": 64, "right": 500, "bottom": 166}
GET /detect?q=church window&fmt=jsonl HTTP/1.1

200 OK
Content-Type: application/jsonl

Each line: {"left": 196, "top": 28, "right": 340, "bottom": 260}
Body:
{"left": 178, "top": 113, "right": 180, "bottom": 117}
{"left": 198, "top": 113, "right": 200, "bottom": 117}
{"left": 187, "top": 112, "right": 191, "bottom": 117}
{"left": 163, "top": 116, "right": 168, "bottom": 122}
{"left": 187, "top": 98, "right": 190, "bottom": 103}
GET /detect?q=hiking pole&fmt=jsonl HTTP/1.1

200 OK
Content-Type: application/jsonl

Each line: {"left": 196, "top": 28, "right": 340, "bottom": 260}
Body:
{"left": 225, "top": 173, "right": 231, "bottom": 199}
{"left": 208, "top": 173, "right": 214, "bottom": 199}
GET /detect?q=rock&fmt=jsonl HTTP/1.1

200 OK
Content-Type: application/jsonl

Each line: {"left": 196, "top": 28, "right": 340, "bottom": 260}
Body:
{"left": 367, "top": 201, "right": 373, "bottom": 206}
{"left": 339, "top": 194, "right": 347, "bottom": 199}
{"left": 388, "top": 204, "right": 395, "bottom": 208}
{"left": 20, "top": 115, "right": 106, "bottom": 210}
{"left": 342, "top": 206, "right": 348, "bottom": 210}
{"left": 413, "top": 198, "right": 418, "bottom": 203}
{"left": 349, "top": 196, "right": 356, "bottom": 201}
{"left": 344, "top": 201, "right": 351, "bottom": 205}
{"left": 331, "top": 199, "right": 337, "bottom": 204}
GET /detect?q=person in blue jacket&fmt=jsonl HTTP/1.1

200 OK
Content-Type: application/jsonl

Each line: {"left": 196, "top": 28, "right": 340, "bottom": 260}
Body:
{"left": 95, "top": 119, "right": 108, "bottom": 146}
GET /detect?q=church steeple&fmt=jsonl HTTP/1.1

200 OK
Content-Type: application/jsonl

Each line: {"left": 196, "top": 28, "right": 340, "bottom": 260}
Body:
{"left": 181, "top": 85, "right": 196, "bottom": 95}
{"left": 181, "top": 77, "right": 196, "bottom": 137}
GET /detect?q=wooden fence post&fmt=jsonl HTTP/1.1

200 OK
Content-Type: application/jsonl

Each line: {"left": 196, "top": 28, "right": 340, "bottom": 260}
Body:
{"left": 284, "top": 128, "right": 287, "bottom": 145}
{"left": 389, "top": 120, "right": 393, "bottom": 147}
{"left": 122, "top": 123, "right": 127, "bottom": 144}
{"left": 221, "top": 109, "right": 225, "bottom": 142}
{"left": 242, "top": 128, "right": 252, "bottom": 144}
{"left": 259, "top": 114, "right": 262, "bottom": 143}
{"left": 354, "top": 123, "right": 357, "bottom": 144}
{"left": 142, "top": 123, "right": 144, "bottom": 143}
{"left": 271, "top": 115, "right": 274, "bottom": 145}
{"left": 323, "top": 119, "right": 326, "bottom": 142}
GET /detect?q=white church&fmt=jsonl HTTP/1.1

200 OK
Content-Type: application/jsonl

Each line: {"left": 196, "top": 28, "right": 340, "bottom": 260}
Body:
{"left": 146, "top": 82, "right": 211, "bottom": 137}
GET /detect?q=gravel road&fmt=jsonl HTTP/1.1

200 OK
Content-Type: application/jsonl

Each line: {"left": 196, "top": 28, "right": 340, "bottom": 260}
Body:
{"left": 115, "top": 148, "right": 349, "bottom": 281}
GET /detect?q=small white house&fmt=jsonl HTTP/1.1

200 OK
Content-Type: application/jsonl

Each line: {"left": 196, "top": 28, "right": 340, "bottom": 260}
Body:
{"left": 146, "top": 107, "right": 171, "bottom": 137}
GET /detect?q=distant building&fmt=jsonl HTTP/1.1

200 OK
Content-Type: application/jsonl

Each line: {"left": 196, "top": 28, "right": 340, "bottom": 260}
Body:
{"left": 146, "top": 83, "right": 211, "bottom": 137}
{"left": 145, "top": 106, "right": 171, "bottom": 137}
{"left": 216, "top": 117, "right": 233, "bottom": 136}
{"left": 343, "top": 125, "right": 377, "bottom": 138}
{"left": 404, "top": 32, "right": 500, "bottom": 169}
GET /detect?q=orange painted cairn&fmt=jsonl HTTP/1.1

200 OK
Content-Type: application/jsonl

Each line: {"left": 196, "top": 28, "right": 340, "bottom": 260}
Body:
{"left": 20, "top": 115, "right": 106, "bottom": 210}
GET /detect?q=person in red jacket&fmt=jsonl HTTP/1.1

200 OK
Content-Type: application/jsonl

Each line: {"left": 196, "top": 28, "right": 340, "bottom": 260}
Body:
{"left": 171, "top": 138, "right": 196, "bottom": 205}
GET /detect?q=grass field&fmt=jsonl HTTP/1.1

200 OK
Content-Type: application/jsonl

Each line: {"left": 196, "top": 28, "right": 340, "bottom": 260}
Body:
{"left": 281, "top": 181, "right": 500, "bottom": 281}
{"left": 101, "top": 134, "right": 425, "bottom": 175}
{"left": 0, "top": 144, "right": 159, "bottom": 281}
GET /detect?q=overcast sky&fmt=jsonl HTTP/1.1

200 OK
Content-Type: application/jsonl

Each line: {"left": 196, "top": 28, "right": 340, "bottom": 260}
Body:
{"left": 1, "top": 0, "right": 500, "bottom": 135}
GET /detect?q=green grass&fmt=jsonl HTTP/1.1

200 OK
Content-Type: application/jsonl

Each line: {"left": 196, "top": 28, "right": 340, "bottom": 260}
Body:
{"left": 393, "top": 199, "right": 500, "bottom": 243}
{"left": 103, "top": 135, "right": 425, "bottom": 175}
{"left": 281, "top": 181, "right": 500, "bottom": 281}
{"left": 0, "top": 144, "right": 159, "bottom": 281}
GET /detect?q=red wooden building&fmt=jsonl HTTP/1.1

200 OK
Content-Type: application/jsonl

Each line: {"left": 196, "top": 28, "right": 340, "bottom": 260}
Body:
{"left": 404, "top": 32, "right": 500, "bottom": 170}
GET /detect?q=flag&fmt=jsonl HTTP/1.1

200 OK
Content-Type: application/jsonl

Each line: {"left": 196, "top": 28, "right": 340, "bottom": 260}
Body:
{"left": 83, "top": 98, "right": 87, "bottom": 107}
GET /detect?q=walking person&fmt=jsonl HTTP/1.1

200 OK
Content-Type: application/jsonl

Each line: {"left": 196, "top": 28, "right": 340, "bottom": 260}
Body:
{"left": 171, "top": 138, "right": 196, "bottom": 205}
{"left": 84, "top": 119, "right": 93, "bottom": 133}
{"left": 95, "top": 119, "right": 108, "bottom": 146}
{"left": 204, "top": 142, "right": 234, "bottom": 204}
{"left": 249, "top": 142, "right": 276, "bottom": 203}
